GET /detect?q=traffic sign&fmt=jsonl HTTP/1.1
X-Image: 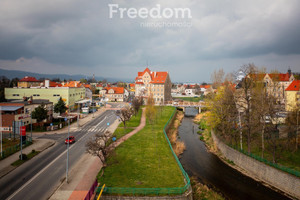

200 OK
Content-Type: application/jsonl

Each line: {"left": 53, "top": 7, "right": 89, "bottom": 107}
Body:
{"left": 112, "top": 137, "right": 116, "bottom": 141}
{"left": 64, "top": 118, "right": 68, "bottom": 121}
{"left": 107, "top": 122, "right": 110, "bottom": 126}
{"left": 20, "top": 126, "right": 26, "bottom": 136}
{"left": 50, "top": 123, "right": 53, "bottom": 126}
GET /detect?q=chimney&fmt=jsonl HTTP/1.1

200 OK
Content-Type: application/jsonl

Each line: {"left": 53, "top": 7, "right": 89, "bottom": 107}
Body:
{"left": 288, "top": 67, "right": 291, "bottom": 76}
{"left": 45, "top": 79, "right": 50, "bottom": 88}
{"left": 28, "top": 96, "right": 33, "bottom": 104}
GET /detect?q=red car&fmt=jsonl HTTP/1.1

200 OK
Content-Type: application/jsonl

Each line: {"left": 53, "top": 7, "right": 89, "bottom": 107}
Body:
{"left": 65, "top": 136, "right": 75, "bottom": 144}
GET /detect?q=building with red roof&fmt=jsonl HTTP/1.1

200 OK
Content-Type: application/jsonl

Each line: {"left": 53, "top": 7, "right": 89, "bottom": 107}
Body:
{"left": 102, "top": 87, "right": 128, "bottom": 102}
{"left": 264, "top": 72, "right": 295, "bottom": 105}
{"left": 18, "top": 76, "right": 40, "bottom": 88}
{"left": 285, "top": 80, "right": 300, "bottom": 111}
{"left": 134, "top": 67, "right": 172, "bottom": 104}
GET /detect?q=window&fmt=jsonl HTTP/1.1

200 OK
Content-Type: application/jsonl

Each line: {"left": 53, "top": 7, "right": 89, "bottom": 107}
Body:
{"left": 53, "top": 94, "right": 60, "bottom": 97}
{"left": 13, "top": 94, "right": 20, "bottom": 96}
{"left": 33, "top": 94, "right": 40, "bottom": 96}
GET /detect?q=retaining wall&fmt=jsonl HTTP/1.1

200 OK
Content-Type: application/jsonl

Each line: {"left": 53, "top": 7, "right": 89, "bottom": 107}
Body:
{"left": 211, "top": 131, "right": 300, "bottom": 199}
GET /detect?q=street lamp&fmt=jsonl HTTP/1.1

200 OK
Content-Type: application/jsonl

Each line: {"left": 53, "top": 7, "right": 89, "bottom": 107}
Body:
{"left": 66, "top": 110, "right": 70, "bottom": 183}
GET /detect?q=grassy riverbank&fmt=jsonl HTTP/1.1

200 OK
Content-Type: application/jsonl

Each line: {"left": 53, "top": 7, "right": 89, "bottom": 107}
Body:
{"left": 166, "top": 110, "right": 185, "bottom": 156}
{"left": 99, "top": 106, "right": 185, "bottom": 189}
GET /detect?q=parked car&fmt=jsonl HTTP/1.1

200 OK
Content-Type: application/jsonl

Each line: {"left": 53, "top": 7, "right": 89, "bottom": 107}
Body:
{"left": 65, "top": 136, "right": 75, "bottom": 144}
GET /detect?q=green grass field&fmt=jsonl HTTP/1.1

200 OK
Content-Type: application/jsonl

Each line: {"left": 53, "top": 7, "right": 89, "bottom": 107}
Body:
{"left": 99, "top": 106, "right": 185, "bottom": 188}
{"left": 119, "top": 109, "right": 142, "bottom": 128}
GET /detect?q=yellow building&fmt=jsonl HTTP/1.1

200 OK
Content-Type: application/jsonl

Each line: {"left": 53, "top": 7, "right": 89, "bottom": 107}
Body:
{"left": 18, "top": 76, "right": 41, "bottom": 88}
{"left": 134, "top": 68, "right": 172, "bottom": 104}
{"left": 285, "top": 80, "right": 300, "bottom": 111}
{"left": 5, "top": 87, "right": 85, "bottom": 110}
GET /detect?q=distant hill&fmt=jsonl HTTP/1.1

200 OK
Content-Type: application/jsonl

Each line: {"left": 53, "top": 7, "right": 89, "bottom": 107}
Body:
{"left": 0, "top": 68, "right": 131, "bottom": 82}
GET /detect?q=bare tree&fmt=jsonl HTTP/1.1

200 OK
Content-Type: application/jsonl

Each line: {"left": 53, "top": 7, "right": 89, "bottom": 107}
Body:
{"left": 86, "top": 131, "right": 112, "bottom": 166}
{"left": 116, "top": 106, "right": 133, "bottom": 128}
{"left": 132, "top": 96, "right": 143, "bottom": 116}
{"left": 211, "top": 69, "right": 225, "bottom": 89}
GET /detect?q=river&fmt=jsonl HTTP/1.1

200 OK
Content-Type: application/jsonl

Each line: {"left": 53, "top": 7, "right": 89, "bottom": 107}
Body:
{"left": 178, "top": 108, "right": 292, "bottom": 200}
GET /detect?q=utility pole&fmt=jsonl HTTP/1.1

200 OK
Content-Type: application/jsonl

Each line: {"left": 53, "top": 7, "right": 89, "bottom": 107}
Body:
{"left": 66, "top": 109, "right": 70, "bottom": 183}
{"left": 77, "top": 103, "right": 79, "bottom": 127}
{"left": 30, "top": 112, "right": 32, "bottom": 142}
{"left": 20, "top": 120, "right": 23, "bottom": 160}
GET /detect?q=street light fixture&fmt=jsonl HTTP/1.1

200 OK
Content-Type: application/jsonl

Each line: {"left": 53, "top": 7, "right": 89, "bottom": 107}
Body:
{"left": 65, "top": 109, "right": 70, "bottom": 183}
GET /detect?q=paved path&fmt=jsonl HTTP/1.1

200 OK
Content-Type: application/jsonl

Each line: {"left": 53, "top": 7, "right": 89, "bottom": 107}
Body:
{"left": 108, "top": 107, "right": 146, "bottom": 150}
{"left": 50, "top": 107, "right": 146, "bottom": 200}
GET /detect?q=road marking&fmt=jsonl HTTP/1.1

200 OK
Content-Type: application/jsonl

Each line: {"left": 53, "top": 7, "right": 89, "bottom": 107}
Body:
{"left": 7, "top": 128, "right": 91, "bottom": 200}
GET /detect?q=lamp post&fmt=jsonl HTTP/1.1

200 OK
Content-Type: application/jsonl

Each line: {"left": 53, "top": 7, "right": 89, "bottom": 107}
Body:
{"left": 66, "top": 109, "right": 70, "bottom": 183}
{"left": 30, "top": 112, "right": 32, "bottom": 142}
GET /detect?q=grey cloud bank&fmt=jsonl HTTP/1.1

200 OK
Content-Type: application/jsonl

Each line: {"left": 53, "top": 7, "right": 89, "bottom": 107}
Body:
{"left": 0, "top": 0, "right": 299, "bottom": 82}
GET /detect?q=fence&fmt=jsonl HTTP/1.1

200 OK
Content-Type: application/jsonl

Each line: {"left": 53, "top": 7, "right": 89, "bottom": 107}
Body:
{"left": 218, "top": 133, "right": 300, "bottom": 178}
{"left": 85, "top": 179, "right": 98, "bottom": 200}
{"left": 237, "top": 147, "right": 300, "bottom": 177}
{"left": 0, "top": 139, "right": 32, "bottom": 159}
{"left": 95, "top": 107, "right": 191, "bottom": 196}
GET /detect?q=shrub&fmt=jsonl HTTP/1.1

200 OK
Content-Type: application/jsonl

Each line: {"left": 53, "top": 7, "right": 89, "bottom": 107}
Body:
{"left": 19, "top": 154, "right": 27, "bottom": 160}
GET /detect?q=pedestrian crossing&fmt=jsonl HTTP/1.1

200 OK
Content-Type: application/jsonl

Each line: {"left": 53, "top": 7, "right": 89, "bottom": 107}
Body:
{"left": 87, "top": 126, "right": 107, "bottom": 133}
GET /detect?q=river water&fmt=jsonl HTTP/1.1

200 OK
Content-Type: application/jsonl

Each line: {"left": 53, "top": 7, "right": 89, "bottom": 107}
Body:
{"left": 178, "top": 108, "right": 292, "bottom": 200}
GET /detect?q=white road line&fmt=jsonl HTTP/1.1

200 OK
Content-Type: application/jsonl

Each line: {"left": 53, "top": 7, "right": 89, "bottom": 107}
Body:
{"left": 7, "top": 130, "right": 90, "bottom": 200}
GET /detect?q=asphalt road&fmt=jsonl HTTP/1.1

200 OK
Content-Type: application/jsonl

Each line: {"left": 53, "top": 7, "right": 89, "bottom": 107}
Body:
{"left": 0, "top": 108, "right": 118, "bottom": 200}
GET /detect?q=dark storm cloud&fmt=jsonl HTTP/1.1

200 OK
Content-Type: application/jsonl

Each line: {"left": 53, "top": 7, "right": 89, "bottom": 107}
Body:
{"left": 0, "top": 0, "right": 299, "bottom": 82}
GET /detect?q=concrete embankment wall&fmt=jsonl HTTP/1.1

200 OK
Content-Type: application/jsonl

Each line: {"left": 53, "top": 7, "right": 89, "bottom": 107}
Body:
{"left": 211, "top": 131, "right": 300, "bottom": 199}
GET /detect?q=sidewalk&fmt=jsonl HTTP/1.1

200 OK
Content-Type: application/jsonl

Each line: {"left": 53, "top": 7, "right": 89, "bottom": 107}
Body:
{"left": 50, "top": 107, "right": 146, "bottom": 200}
{"left": 32, "top": 106, "right": 109, "bottom": 137}
{"left": 0, "top": 106, "right": 110, "bottom": 179}
{"left": 49, "top": 118, "right": 121, "bottom": 200}
{"left": 0, "top": 138, "right": 55, "bottom": 178}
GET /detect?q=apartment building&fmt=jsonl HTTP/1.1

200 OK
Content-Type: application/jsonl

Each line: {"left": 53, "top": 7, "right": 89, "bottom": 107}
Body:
{"left": 134, "top": 68, "right": 172, "bottom": 104}
{"left": 285, "top": 80, "right": 300, "bottom": 111}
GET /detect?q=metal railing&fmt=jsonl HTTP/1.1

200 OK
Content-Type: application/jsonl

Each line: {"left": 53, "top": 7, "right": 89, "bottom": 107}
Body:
{"left": 95, "top": 107, "right": 191, "bottom": 196}
{"left": 0, "top": 139, "right": 32, "bottom": 159}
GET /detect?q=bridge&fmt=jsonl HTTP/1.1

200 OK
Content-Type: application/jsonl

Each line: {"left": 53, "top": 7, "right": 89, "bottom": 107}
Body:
{"left": 164, "top": 101, "right": 206, "bottom": 113}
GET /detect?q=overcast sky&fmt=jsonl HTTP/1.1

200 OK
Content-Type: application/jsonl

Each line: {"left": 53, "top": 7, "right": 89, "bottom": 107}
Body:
{"left": 0, "top": 0, "right": 299, "bottom": 82}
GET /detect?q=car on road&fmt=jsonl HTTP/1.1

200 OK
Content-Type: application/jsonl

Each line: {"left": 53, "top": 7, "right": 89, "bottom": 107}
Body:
{"left": 65, "top": 136, "right": 75, "bottom": 144}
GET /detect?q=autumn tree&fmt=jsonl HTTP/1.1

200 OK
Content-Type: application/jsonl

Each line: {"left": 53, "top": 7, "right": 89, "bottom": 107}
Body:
{"left": 146, "top": 93, "right": 156, "bottom": 125}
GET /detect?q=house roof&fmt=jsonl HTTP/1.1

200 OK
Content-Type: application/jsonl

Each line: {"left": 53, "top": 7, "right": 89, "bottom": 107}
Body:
{"left": 135, "top": 68, "right": 168, "bottom": 84}
{"left": 19, "top": 76, "right": 39, "bottom": 82}
{"left": 129, "top": 83, "right": 135, "bottom": 87}
{"left": 150, "top": 72, "right": 168, "bottom": 84}
{"left": 105, "top": 87, "right": 124, "bottom": 94}
{"left": 285, "top": 80, "right": 300, "bottom": 91}
{"left": 0, "top": 106, "right": 23, "bottom": 111}
{"left": 268, "top": 73, "right": 291, "bottom": 82}
{"left": 63, "top": 81, "right": 82, "bottom": 88}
